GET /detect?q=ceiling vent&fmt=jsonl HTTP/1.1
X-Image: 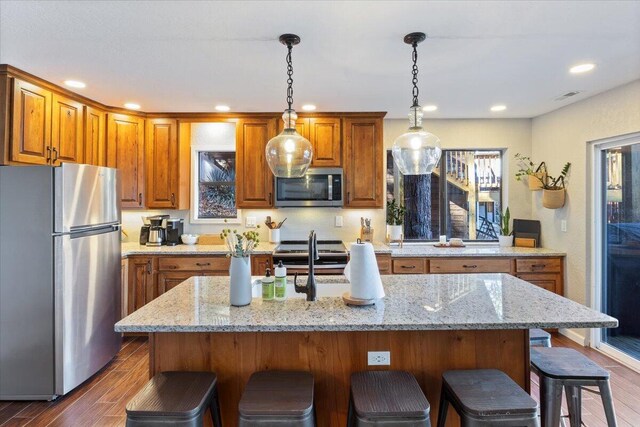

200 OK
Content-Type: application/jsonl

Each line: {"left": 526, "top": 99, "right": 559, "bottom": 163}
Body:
{"left": 554, "top": 91, "right": 582, "bottom": 101}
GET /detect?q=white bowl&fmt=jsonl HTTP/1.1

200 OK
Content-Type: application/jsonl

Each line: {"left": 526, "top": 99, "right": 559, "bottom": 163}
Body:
{"left": 181, "top": 234, "right": 199, "bottom": 245}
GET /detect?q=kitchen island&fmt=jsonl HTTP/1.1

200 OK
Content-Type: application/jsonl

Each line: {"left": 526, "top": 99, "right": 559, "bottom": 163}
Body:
{"left": 116, "top": 274, "right": 615, "bottom": 426}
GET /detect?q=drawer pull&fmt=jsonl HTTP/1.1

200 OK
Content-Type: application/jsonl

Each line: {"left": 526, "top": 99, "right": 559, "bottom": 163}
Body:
{"left": 165, "top": 265, "right": 177, "bottom": 270}
{"left": 462, "top": 264, "right": 478, "bottom": 269}
{"left": 196, "top": 262, "right": 211, "bottom": 267}
{"left": 531, "top": 264, "right": 546, "bottom": 269}
{"left": 401, "top": 265, "right": 416, "bottom": 269}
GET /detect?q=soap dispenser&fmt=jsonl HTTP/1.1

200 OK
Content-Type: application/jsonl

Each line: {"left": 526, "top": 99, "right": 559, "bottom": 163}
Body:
{"left": 275, "top": 260, "right": 287, "bottom": 301}
{"left": 261, "top": 268, "right": 274, "bottom": 301}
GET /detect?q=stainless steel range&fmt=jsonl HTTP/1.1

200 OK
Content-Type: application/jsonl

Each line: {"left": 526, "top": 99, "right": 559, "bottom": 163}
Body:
{"left": 273, "top": 240, "right": 348, "bottom": 275}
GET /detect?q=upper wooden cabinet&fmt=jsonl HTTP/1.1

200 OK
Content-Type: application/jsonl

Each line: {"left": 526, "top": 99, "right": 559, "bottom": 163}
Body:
{"left": 51, "top": 93, "right": 83, "bottom": 164}
{"left": 343, "top": 117, "right": 384, "bottom": 208}
{"left": 146, "top": 118, "right": 179, "bottom": 209}
{"left": 10, "top": 79, "right": 52, "bottom": 165}
{"left": 277, "top": 116, "right": 341, "bottom": 167}
{"left": 106, "top": 113, "right": 145, "bottom": 208}
{"left": 84, "top": 106, "right": 106, "bottom": 166}
{"left": 236, "top": 118, "right": 276, "bottom": 209}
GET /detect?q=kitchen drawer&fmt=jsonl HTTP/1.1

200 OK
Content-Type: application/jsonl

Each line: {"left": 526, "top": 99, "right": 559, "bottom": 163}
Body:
{"left": 376, "top": 254, "right": 392, "bottom": 275}
{"left": 392, "top": 258, "right": 427, "bottom": 274}
{"left": 516, "top": 258, "right": 562, "bottom": 273}
{"left": 430, "top": 258, "right": 512, "bottom": 274}
{"left": 157, "top": 256, "right": 230, "bottom": 272}
{"left": 516, "top": 273, "right": 561, "bottom": 294}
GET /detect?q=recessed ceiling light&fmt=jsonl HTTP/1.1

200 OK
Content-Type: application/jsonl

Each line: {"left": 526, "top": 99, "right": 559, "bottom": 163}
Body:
{"left": 124, "top": 102, "right": 141, "bottom": 110}
{"left": 64, "top": 80, "right": 86, "bottom": 89}
{"left": 490, "top": 105, "right": 507, "bottom": 112}
{"left": 422, "top": 105, "right": 438, "bottom": 112}
{"left": 215, "top": 105, "right": 230, "bottom": 112}
{"left": 301, "top": 104, "right": 317, "bottom": 111}
{"left": 570, "top": 63, "right": 595, "bottom": 74}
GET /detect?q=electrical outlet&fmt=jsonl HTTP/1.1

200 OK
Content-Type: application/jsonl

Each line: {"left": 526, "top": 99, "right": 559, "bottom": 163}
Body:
{"left": 335, "top": 215, "right": 343, "bottom": 227}
{"left": 368, "top": 351, "right": 390, "bottom": 366}
{"left": 245, "top": 216, "right": 256, "bottom": 228}
{"left": 561, "top": 220, "right": 567, "bottom": 232}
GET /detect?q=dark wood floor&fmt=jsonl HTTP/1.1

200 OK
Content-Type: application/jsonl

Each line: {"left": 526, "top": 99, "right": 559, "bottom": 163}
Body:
{"left": 1, "top": 334, "right": 639, "bottom": 427}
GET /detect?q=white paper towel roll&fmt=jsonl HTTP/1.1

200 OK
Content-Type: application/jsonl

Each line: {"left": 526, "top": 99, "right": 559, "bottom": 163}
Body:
{"left": 344, "top": 241, "right": 385, "bottom": 300}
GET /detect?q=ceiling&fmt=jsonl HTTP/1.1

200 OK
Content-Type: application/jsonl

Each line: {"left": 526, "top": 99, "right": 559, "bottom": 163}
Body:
{"left": 1, "top": 1, "right": 639, "bottom": 118}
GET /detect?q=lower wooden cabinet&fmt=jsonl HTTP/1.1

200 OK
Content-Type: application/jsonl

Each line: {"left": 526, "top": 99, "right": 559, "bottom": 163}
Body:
{"left": 430, "top": 258, "right": 512, "bottom": 274}
{"left": 251, "top": 254, "right": 273, "bottom": 276}
{"left": 376, "top": 254, "right": 392, "bottom": 275}
{"left": 392, "top": 258, "right": 428, "bottom": 274}
{"left": 127, "top": 256, "right": 155, "bottom": 315}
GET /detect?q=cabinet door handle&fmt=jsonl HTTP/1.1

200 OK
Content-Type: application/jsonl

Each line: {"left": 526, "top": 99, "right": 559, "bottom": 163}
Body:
{"left": 401, "top": 265, "right": 416, "bottom": 269}
{"left": 347, "top": 192, "right": 351, "bottom": 203}
{"left": 146, "top": 260, "right": 152, "bottom": 274}
{"left": 46, "top": 146, "right": 52, "bottom": 162}
{"left": 196, "top": 262, "right": 211, "bottom": 267}
{"left": 462, "top": 264, "right": 478, "bottom": 269}
{"left": 171, "top": 193, "right": 175, "bottom": 206}
{"left": 269, "top": 192, "right": 273, "bottom": 205}
{"left": 52, "top": 147, "right": 58, "bottom": 163}
{"left": 138, "top": 193, "right": 143, "bottom": 206}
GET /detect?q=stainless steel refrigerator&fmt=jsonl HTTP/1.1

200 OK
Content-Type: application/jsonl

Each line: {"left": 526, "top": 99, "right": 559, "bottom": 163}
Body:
{"left": 0, "top": 163, "right": 122, "bottom": 400}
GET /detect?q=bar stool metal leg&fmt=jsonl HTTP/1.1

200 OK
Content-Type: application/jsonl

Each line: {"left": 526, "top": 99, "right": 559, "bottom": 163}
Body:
{"left": 564, "top": 386, "right": 581, "bottom": 427}
{"left": 210, "top": 387, "right": 222, "bottom": 427}
{"left": 598, "top": 380, "right": 618, "bottom": 427}
{"left": 436, "top": 388, "right": 448, "bottom": 427}
{"left": 540, "top": 376, "right": 563, "bottom": 427}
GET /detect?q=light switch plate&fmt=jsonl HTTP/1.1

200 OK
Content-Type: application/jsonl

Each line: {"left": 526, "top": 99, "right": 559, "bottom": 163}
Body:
{"left": 245, "top": 216, "right": 257, "bottom": 228}
{"left": 368, "top": 351, "right": 390, "bottom": 366}
{"left": 561, "top": 220, "right": 567, "bottom": 232}
{"left": 335, "top": 216, "right": 343, "bottom": 227}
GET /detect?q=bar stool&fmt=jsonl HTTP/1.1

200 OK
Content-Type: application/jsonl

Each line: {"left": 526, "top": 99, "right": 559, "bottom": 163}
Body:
{"left": 436, "top": 369, "right": 539, "bottom": 427}
{"left": 530, "top": 329, "right": 552, "bottom": 348}
{"left": 531, "top": 347, "right": 618, "bottom": 427}
{"left": 238, "top": 370, "right": 315, "bottom": 427}
{"left": 125, "top": 371, "right": 222, "bottom": 427}
{"left": 348, "top": 370, "right": 431, "bottom": 426}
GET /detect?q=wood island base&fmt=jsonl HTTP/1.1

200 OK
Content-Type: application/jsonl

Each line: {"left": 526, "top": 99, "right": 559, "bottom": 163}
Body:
{"left": 149, "top": 329, "right": 529, "bottom": 427}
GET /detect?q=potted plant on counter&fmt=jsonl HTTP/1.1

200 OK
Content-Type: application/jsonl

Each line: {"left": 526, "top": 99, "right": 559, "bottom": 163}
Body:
{"left": 386, "top": 199, "right": 406, "bottom": 241}
{"left": 220, "top": 227, "right": 260, "bottom": 307}
{"left": 515, "top": 153, "right": 547, "bottom": 191}
{"left": 498, "top": 207, "right": 513, "bottom": 247}
{"left": 540, "top": 162, "right": 571, "bottom": 209}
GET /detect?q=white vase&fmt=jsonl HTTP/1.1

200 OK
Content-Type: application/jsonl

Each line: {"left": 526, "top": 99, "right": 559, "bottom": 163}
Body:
{"left": 387, "top": 225, "right": 403, "bottom": 241}
{"left": 498, "top": 235, "right": 514, "bottom": 247}
{"left": 229, "top": 256, "right": 252, "bottom": 307}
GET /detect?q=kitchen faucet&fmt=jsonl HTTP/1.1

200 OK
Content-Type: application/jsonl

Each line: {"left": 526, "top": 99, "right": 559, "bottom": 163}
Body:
{"left": 294, "top": 230, "right": 319, "bottom": 301}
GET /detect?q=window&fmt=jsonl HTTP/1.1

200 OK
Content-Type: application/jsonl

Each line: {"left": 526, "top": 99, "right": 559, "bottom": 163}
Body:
{"left": 387, "top": 149, "right": 503, "bottom": 241}
{"left": 190, "top": 122, "right": 240, "bottom": 223}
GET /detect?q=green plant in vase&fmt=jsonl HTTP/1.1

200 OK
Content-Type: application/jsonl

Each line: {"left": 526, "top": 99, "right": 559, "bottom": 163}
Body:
{"left": 386, "top": 199, "right": 406, "bottom": 241}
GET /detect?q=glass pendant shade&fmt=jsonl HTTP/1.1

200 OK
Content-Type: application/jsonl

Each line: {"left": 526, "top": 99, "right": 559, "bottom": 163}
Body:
{"left": 266, "top": 109, "right": 313, "bottom": 178}
{"left": 392, "top": 106, "right": 442, "bottom": 175}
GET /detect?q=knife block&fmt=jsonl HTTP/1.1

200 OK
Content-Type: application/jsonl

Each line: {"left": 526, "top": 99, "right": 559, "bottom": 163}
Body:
{"left": 360, "top": 227, "right": 374, "bottom": 242}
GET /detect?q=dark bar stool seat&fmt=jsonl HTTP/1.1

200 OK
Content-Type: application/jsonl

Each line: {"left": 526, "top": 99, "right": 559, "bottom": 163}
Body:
{"left": 126, "top": 371, "right": 221, "bottom": 427}
{"left": 348, "top": 370, "right": 431, "bottom": 426}
{"left": 238, "top": 370, "right": 315, "bottom": 427}
{"left": 530, "top": 328, "right": 552, "bottom": 348}
{"left": 531, "top": 347, "right": 618, "bottom": 427}
{"left": 437, "top": 369, "right": 539, "bottom": 427}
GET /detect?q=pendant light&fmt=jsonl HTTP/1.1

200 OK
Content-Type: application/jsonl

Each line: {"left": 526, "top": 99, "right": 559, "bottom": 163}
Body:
{"left": 266, "top": 34, "right": 313, "bottom": 178}
{"left": 392, "top": 32, "right": 442, "bottom": 175}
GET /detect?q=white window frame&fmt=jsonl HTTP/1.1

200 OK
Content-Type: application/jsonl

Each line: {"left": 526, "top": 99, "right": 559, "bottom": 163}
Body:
{"left": 190, "top": 145, "right": 241, "bottom": 224}
{"left": 589, "top": 131, "right": 640, "bottom": 372}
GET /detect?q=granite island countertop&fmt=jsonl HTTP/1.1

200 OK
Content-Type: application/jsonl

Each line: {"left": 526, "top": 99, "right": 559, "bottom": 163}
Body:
{"left": 123, "top": 241, "right": 565, "bottom": 258}
{"left": 115, "top": 274, "right": 615, "bottom": 333}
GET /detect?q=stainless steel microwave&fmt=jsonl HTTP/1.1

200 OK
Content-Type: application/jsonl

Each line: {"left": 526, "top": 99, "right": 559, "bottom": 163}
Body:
{"left": 274, "top": 168, "right": 343, "bottom": 207}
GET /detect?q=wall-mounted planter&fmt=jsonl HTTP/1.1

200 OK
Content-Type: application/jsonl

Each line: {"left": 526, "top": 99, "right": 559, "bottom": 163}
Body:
{"left": 528, "top": 172, "right": 546, "bottom": 191}
{"left": 542, "top": 188, "right": 566, "bottom": 209}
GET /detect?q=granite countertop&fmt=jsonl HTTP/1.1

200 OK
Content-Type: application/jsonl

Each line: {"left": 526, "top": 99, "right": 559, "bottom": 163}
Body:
{"left": 115, "top": 274, "right": 615, "bottom": 333}
{"left": 123, "top": 241, "right": 564, "bottom": 258}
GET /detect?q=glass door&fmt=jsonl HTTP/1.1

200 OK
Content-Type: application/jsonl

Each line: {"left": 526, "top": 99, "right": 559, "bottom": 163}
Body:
{"left": 596, "top": 137, "right": 640, "bottom": 365}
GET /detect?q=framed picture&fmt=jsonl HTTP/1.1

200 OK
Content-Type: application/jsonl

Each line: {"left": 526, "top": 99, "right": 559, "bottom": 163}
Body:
{"left": 190, "top": 146, "right": 241, "bottom": 224}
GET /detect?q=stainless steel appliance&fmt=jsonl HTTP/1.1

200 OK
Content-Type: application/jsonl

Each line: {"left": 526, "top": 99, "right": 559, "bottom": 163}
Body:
{"left": 147, "top": 217, "right": 166, "bottom": 247}
{"left": 0, "top": 164, "right": 122, "bottom": 400}
{"left": 272, "top": 239, "right": 348, "bottom": 275}
{"left": 274, "top": 167, "right": 343, "bottom": 207}
{"left": 165, "top": 218, "right": 184, "bottom": 246}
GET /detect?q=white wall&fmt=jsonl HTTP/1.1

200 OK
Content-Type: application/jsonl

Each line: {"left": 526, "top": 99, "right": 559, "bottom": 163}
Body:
{"left": 531, "top": 79, "right": 640, "bottom": 340}
{"left": 123, "top": 118, "right": 533, "bottom": 243}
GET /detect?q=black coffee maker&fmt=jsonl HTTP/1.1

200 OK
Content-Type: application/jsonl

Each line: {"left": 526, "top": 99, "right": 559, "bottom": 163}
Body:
{"left": 140, "top": 215, "right": 170, "bottom": 246}
{"left": 165, "top": 218, "right": 184, "bottom": 246}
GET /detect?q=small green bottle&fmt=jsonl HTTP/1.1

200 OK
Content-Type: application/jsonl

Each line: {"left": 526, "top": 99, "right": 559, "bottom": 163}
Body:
{"left": 261, "top": 268, "right": 274, "bottom": 301}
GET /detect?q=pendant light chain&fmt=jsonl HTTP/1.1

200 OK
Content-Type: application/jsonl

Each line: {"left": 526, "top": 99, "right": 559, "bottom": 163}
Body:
{"left": 411, "top": 41, "right": 420, "bottom": 107}
{"left": 286, "top": 42, "right": 294, "bottom": 110}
